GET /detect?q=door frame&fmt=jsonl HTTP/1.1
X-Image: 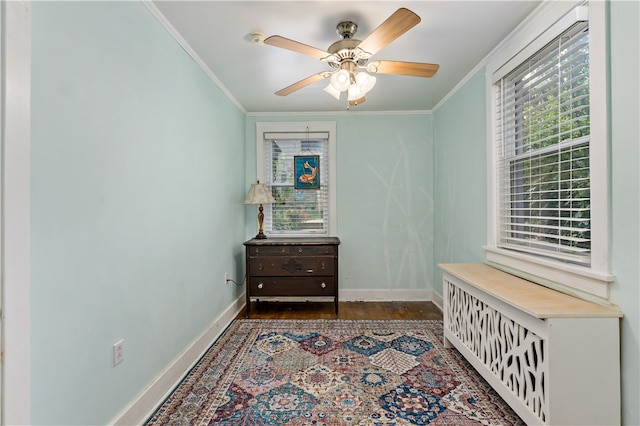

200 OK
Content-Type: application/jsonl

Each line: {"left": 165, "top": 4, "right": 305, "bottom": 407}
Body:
{"left": 2, "top": 1, "right": 31, "bottom": 424}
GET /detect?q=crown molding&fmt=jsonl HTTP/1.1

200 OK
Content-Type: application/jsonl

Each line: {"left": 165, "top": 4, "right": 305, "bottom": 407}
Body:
{"left": 142, "top": 1, "right": 247, "bottom": 115}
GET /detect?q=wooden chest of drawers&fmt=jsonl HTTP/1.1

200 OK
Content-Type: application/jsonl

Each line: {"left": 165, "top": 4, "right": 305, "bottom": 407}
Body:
{"left": 244, "top": 237, "right": 340, "bottom": 317}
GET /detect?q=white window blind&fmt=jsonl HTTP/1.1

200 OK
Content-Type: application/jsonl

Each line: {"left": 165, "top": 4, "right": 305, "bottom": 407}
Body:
{"left": 495, "top": 21, "right": 591, "bottom": 266}
{"left": 263, "top": 131, "right": 329, "bottom": 235}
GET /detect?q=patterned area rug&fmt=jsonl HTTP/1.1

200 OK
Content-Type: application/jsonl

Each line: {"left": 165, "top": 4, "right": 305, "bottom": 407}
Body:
{"left": 146, "top": 319, "right": 524, "bottom": 425}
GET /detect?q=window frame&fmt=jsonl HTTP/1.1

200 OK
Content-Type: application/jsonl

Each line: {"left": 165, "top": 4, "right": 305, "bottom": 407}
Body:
{"left": 485, "top": 1, "right": 613, "bottom": 299}
{"left": 255, "top": 121, "right": 337, "bottom": 237}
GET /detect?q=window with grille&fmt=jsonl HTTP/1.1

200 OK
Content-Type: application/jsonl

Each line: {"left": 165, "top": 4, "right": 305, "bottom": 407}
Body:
{"left": 255, "top": 122, "right": 337, "bottom": 236}
{"left": 494, "top": 21, "right": 591, "bottom": 266}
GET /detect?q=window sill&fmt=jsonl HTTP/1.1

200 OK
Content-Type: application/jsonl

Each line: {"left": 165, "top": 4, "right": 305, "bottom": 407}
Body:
{"left": 483, "top": 246, "right": 614, "bottom": 301}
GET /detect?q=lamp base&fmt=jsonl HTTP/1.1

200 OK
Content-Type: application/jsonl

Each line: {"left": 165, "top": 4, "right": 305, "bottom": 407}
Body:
{"left": 255, "top": 203, "right": 268, "bottom": 239}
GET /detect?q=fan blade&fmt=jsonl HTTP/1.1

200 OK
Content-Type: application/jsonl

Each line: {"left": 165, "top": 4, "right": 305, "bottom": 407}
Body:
{"left": 264, "top": 35, "right": 330, "bottom": 60}
{"left": 356, "top": 8, "right": 421, "bottom": 56}
{"left": 275, "top": 73, "right": 328, "bottom": 96}
{"left": 368, "top": 60, "right": 439, "bottom": 77}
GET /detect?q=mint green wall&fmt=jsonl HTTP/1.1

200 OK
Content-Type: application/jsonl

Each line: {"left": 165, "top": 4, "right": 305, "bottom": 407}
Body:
{"left": 245, "top": 114, "right": 434, "bottom": 293}
{"left": 432, "top": 70, "right": 487, "bottom": 295}
{"left": 31, "top": 2, "right": 246, "bottom": 424}
{"left": 27, "top": 1, "right": 639, "bottom": 425}
{"left": 432, "top": 4, "right": 640, "bottom": 423}
{"left": 609, "top": 1, "right": 640, "bottom": 424}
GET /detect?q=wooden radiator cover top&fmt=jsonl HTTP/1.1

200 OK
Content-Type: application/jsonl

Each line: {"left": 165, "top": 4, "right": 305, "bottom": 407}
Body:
{"left": 439, "top": 263, "right": 622, "bottom": 319}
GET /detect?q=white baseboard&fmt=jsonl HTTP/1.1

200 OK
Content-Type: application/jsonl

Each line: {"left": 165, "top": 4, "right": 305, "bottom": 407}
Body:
{"left": 110, "top": 294, "right": 245, "bottom": 426}
{"left": 431, "top": 291, "right": 443, "bottom": 311}
{"left": 340, "top": 289, "right": 433, "bottom": 302}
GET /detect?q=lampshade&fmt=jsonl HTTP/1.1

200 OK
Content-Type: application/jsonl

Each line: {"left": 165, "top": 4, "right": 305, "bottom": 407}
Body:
{"left": 243, "top": 181, "right": 276, "bottom": 205}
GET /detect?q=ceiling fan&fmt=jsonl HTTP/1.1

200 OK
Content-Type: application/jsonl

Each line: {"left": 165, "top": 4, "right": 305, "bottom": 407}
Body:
{"left": 264, "top": 8, "right": 439, "bottom": 107}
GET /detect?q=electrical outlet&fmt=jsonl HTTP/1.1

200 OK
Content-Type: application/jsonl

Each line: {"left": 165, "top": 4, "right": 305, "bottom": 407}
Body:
{"left": 113, "top": 339, "right": 124, "bottom": 366}
{"left": 224, "top": 272, "right": 230, "bottom": 285}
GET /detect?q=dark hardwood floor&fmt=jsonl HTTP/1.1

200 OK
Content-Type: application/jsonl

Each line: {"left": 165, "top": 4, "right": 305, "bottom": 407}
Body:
{"left": 237, "top": 301, "right": 443, "bottom": 320}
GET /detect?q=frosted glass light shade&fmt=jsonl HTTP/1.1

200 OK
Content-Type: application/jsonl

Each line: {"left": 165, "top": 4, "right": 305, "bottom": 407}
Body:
{"left": 356, "top": 72, "right": 376, "bottom": 95}
{"left": 323, "top": 83, "right": 341, "bottom": 100}
{"left": 330, "top": 69, "right": 351, "bottom": 91}
{"left": 347, "top": 83, "right": 361, "bottom": 101}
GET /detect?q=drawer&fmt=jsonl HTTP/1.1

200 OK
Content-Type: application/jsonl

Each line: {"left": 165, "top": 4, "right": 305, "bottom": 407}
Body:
{"left": 249, "top": 256, "right": 335, "bottom": 276}
{"left": 249, "top": 245, "right": 337, "bottom": 256}
{"left": 248, "top": 277, "right": 335, "bottom": 297}
{"left": 287, "top": 245, "right": 337, "bottom": 256}
{"left": 248, "top": 246, "right": 290, "bottom": 256}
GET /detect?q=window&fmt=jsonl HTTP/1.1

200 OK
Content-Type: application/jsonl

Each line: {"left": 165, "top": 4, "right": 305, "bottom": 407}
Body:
{"left": 495, "top": 22, "right": 590, "bottom": 266}
{"left": 256, "top": 122, "right": 337, "bottom": 236}
{"left": 486, "top": 2, "right": 612, "bottom": 298}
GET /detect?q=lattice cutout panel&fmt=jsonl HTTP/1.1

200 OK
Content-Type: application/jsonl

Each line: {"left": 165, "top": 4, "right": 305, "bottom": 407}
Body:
{"left": 445, "top": 280, "right": 547, "bottom": 423}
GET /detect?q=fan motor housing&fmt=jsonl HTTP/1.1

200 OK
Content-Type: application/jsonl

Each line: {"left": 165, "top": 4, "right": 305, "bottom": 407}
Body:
{"left": 327, "top": 39, "right": 366, "bottom": 68}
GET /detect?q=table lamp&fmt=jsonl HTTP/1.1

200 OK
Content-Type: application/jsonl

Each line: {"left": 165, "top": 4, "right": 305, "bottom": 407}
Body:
{"left": 243, "top": 180, "right": 276, "bottom": 239}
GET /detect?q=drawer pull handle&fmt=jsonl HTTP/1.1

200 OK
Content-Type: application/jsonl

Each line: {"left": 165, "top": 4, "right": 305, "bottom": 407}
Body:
{"left": 298, "top": 248, "right": 303, "bottom": 253}
{"left": 258, "top": 263, "right": 263, "bottom": 270}
{"left": 321, "top": 282, "right": 326, "bottom": 289}
{"left": 307, "top": 269, "right": 314, "bottom": 273}
{"left": 257, "top": 283, "right": 264, "bottom": 289}
{"left": 321, "top": 262, "right": 326, "bottom": 270}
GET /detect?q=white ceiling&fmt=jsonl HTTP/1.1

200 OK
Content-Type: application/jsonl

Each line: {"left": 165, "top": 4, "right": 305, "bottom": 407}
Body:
{"left": 150, "top": 1, "right": 541, "bottom": 113}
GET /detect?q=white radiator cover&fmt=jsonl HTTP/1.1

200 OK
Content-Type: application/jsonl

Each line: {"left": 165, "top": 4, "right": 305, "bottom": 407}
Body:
{"left": 441, "top": 264, "right": 621, "bottom": 426}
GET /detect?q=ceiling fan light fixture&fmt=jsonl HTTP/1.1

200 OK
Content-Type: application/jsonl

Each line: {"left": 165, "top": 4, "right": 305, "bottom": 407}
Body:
{"left": 323, "top": 83, "right": 341, "bottom": 100}
{"left": 347, "top": 83, "right": 362, "bottom": 101}
{"left": 355, "top": 72, "right": 376, "bottom": 95}
{"left": 330, "top": 69, "right": 351, "bottom": 91}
